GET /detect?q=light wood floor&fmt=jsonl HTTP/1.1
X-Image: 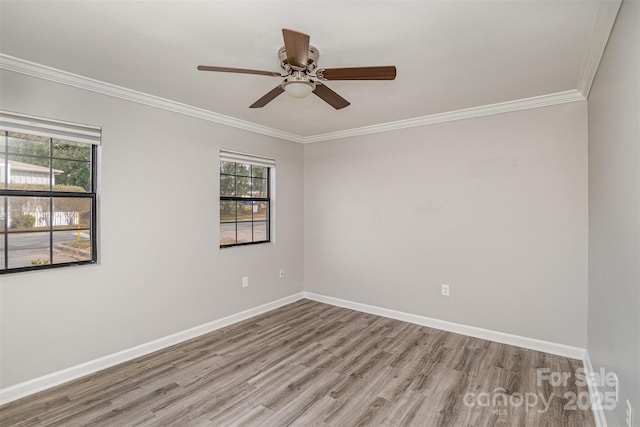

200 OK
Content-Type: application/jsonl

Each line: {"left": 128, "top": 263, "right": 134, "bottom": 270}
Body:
{"left": 1, "top": 299, "right": 594, "bottom": 426}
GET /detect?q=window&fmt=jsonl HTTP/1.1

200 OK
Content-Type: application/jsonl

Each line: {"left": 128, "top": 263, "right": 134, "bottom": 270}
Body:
{"left": 220, "top": 150, "right": 274, "bottom": 247}
{"left": 0, "top": 111, "right": 100, "bottom": 273}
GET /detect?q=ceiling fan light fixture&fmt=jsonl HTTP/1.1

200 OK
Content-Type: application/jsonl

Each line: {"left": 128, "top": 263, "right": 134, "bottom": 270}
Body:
{"left": 283, "top": 80, "right": 314, "bottom": 99}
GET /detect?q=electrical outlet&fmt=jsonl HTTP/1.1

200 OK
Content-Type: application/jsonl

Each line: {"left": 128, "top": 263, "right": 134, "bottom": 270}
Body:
{"left": 279, "top": 269, "right": 285, "bottom": 279}
{"left": 627, "top": 399, "right": 633, "bottom": 427}
{"left": 242, "top": 276, "right": 249, "bottom": 288}
{"left": 441, "top": 284, "right": 450, "bottom": 297}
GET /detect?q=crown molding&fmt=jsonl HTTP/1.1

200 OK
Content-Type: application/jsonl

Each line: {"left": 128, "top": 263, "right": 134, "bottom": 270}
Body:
{"left": 0, "top": 54, "right": 304, "bottom": 143}
{"left": 1, "top": 54, "right": 586, "bottom": 145}
{"left": 303, "top": 90, "right": 586, "bottom": 143}
{"left": 577, "top": 0, "right": 622, "bottom": 98}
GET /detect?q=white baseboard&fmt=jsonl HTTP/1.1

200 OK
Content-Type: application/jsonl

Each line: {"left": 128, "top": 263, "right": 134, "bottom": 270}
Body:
{"left": 303, "top": 292, "right": 586, "bottom": 360}
{"left": 0, "top": 292, "right": 305, "bottom": 405}
{"left": 1, "top": 290, "right": 589, "bottom": 406}
{"left": 583, "top": 351, "right": 609, "bottom": 427}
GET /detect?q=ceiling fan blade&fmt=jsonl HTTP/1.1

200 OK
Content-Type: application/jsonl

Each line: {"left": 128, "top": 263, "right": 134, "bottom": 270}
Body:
{"left": 282, "top": 28, "right": 310, "bottom": 68}
{"left": 197, "top": 65, "right": 281, "bottom": 77}
{"left": 317, "top": 66, "right": 397, "bottom": 80}
{"left": 313, "top": 83, "right": 350, "bottom": 110}
{"left": 249, "top": 85, "right": 285, "bottom": 108}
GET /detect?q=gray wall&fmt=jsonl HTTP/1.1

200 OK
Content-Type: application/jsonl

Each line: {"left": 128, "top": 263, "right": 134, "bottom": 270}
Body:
{"left": 587, "top": 1, "right": 640, "bottom": 425}
{"left": 304, "top": 101, "right": 589, "bottom": 347}
{"left": 0, "top": 71, "right": 304, "bottom": 388}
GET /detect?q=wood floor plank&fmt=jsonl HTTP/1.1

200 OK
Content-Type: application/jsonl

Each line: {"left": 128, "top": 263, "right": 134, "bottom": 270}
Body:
{"left": 0, "top": 300, "right": 595, "bottom": 427}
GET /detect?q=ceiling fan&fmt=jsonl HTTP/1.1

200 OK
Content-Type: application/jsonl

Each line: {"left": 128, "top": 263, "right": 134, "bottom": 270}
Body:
{"left": 197, "top": 28, "right": 397, "bottom": 110}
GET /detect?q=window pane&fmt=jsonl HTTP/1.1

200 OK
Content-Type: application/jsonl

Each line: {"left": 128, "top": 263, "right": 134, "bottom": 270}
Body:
{"left": 0, "top": 235, "right": 4, "bottom": 270}
{"left": 1, "top": 159, "right": 6, "bottom": 189}
{"left": 0, "top": 196, "right": 5, "bottom": 232}
{"left": 236, "top": 221, "right": 252, "bottom": 244}
{"left": 220, "top": 174, "right": 236, "bottom": 197}
{"left": 53, "top": 139, "right": 91, "bottom": 161}
{"left": 254, "top": 201, "right": 268, "bottom": 221}
{"left": 251, "top": 165, "right": 267, "bottom": 178}
{"left": 7, "top": 132, "right": 49, "bottom": 156}
{"left": 236, "top": 201, "right": 253, "bottom": 244}
{"left": 0, "top": 196, "right": 4, "bottom": 270}
{"left": 252, "top": 178, "right": 267, "bottom": 198}
{"left": 52, "top": 159, "right": 91, "bottom": 192}
{"left": 238, "top": 201, "right": 253, "bottom": 222}
{"left": 52, "top": 198, "right": 91, "bottom": 230}
{"left": 1, "top": 132, "right": 5, "bottom": 190}
{"left": 6, "top": 154, "right": 51, "bottom": 190}
{"left": 220, "top": 200, "right": 235, "bottom": 223}
{"left": 253, "top": 221, "right": 268, "bottom": 242}
{"left": 8, "top": 196, "right": 50, "bottom": 231}
{"left": 220, "top": 222, "right": 236, "bottom": 246}
{"left": 220, "top": 161, "right": 236, "bottom": 175}
{"left": 7, "top": 232, "right": 50, "bottom": 269}
{"left": 236, "top": 175, "right": 251, "bottom": 198}
{"left": 53, "top": 230, "right": 92, "bottom": 264}
{"left": 236, "top": 163, "right": 251, "bottom": 177}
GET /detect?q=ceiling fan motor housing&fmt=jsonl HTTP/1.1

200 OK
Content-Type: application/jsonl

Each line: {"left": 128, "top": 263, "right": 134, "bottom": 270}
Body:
{"left": 278, "top": 45, "right": 319, "bottom": 74}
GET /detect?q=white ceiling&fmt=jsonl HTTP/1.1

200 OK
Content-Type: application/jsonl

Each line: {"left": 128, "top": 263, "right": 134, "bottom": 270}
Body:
{"left": 0, "top": 1, "right": 607, "bottom": 138}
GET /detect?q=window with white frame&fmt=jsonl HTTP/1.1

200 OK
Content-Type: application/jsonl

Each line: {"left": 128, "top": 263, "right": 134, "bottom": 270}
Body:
{"left": 0, "top": 111, "right": 100, "bottom": 273}
{"left": 219, "top": 150, "right": 274, "bottom": 247}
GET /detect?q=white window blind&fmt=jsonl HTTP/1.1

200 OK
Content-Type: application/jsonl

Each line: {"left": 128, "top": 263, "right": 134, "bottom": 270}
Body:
{"left": 220, "top": 149, "right": 275, "bottom": 168}
{"left": 0, "top": 110, "right": 101, "bottom": 145}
